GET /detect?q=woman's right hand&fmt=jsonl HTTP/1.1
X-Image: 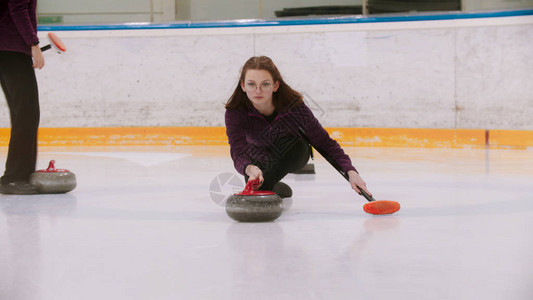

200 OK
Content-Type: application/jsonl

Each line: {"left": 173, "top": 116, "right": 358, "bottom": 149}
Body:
{"left": 31, "top": 45, "right": 45, "bottom": 69}
{"left": 245, "top": 165, "right": 264, "bottom": 184}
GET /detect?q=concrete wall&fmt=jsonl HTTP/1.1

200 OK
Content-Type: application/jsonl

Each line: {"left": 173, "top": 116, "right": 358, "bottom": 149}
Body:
{"left": 463, "top": 0, "right": 533, "bottom": 11}
{"left": 37, "top": 0, "right": 533, "bottom": 24}
{"left": 38, "top": 0, "right": 175, "bottom": 23}
{"left": 186, "top": 0, "right": 363, "bottom": 20}
{"left": 37, "top": 0, "right": 364, "bottom": 23}
{"left": 180, "top": 0, "right": 533, "bottom": 21}
{"left": 1, "top": 14, "right": 532, "bottom": 130}
{"left": 179, "top": 0, "right": 533, "bottom": 21}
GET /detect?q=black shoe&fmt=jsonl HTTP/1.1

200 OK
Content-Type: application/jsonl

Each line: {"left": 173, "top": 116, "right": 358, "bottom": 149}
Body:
{"left": 292, "top": 163, "right": 315, "bottom": 174}
{"left": 0, "top": 181, "right": 39, "bottom": 195}
{"left": 273, "top": 182, "right": 292, "bottom": 198}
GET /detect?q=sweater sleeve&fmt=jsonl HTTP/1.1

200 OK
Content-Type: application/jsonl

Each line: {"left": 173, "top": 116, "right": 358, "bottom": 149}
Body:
{"left": 225, "top": 109, "right": 252, "bottom": 175}
{"left": 8, "top": 0, "right": 39, "bottom": 46}
{"left": 294, "top": 104, "right": 357, "bottom": 174}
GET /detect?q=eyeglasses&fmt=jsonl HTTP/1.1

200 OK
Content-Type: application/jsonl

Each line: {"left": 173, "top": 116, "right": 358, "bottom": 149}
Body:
{"left": 244, "top": 82, "right": 274, "bottom": 92}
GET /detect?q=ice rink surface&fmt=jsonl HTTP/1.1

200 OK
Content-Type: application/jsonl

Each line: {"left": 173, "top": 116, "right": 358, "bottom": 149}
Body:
{"left": 0, "top": 146, "right": 532, "bottom": 300}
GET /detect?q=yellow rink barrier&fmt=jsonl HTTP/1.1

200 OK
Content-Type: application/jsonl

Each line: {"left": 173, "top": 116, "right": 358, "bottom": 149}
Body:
{"left": 0, "top": 127, "right": 531, "bottom": 149}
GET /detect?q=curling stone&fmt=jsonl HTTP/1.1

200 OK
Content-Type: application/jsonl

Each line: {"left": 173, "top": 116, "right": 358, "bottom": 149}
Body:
{"left": 30, "top": 160, "right": 77, "bottom": 194}
{"left": 226, "top": 179, "right": 282, "bottom": 222}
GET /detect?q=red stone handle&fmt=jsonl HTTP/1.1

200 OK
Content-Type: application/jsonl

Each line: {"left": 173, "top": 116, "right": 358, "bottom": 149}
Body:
{"left": 47, "top": 160, "right": 57, "bottom": 171}
{"left": 35, "top": 160, "right": 70, "bottom": 173}
{"left": 237, "top": 178, "right": 275, "bottom": 196}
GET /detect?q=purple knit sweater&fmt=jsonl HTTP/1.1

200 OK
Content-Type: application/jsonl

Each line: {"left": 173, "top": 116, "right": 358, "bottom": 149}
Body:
{"left": 225, "top": 102, "right": 357, "bottom": 175}
{"left": 0, "top": 0, "right": 39, "bottom": 56}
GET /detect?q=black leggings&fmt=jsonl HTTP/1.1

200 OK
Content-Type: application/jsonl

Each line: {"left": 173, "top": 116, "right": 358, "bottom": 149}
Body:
{"left": 245, "top": 138, "right": 310, "bottom": 191}
{"left": 0, "top": 51, "right": 40, "bottom": 184}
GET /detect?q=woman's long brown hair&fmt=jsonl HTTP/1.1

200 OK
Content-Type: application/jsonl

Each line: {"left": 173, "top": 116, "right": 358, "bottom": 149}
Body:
{"left": 225, "top": 56, "right": 303, "bottom": 111}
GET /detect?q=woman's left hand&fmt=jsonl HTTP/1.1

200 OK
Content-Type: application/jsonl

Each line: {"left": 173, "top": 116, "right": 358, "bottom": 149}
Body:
{"left": 347, "top": 170, "right": 372, "bottom": 197}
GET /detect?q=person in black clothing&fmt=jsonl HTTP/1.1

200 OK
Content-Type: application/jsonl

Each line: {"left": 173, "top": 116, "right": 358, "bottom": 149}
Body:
{"left": 0, "top": 0, "right": 44, "bottom": 194}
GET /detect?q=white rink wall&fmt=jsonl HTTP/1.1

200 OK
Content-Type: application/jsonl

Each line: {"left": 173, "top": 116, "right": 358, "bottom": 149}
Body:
{"left": 1, "top": 13, "right": 532, "bottom": 130}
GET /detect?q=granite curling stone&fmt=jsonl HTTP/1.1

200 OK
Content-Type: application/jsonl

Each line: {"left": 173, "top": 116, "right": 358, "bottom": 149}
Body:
{"left": 226, "top": 179, "right": 282, "bottom": 222}
{"left": 30, "top": 160, "right": 77, "bottom": 194}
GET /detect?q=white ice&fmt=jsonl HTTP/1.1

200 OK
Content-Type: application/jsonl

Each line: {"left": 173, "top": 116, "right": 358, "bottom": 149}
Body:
{"left": 0, "top": 146, "right": 532, "bottom": 300}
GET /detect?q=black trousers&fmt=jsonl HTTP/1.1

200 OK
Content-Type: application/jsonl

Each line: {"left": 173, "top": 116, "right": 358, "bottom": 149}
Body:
{"left": 0, "top": 51, "right": 40, "bottom": 184}
{"left": 245, "top": 138, "right": 310, "bottom": 191}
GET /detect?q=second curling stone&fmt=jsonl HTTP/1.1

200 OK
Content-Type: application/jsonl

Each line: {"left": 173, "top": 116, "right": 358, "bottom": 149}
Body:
{"left": 30, "top": 160, "right": 77, "bottom": 194}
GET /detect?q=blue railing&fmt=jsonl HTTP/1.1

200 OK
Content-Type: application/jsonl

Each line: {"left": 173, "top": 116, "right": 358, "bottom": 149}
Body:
{"left": 39, "top": 9, "right": 533, "bottom": 31}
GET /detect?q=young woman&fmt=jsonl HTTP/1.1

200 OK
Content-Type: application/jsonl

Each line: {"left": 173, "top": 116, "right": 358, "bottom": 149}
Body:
{"left": 0, "top": 0, "right": 44, "bottom": 194}
{"left": 225, "top": 56, "right": 370, "bottom": 198}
